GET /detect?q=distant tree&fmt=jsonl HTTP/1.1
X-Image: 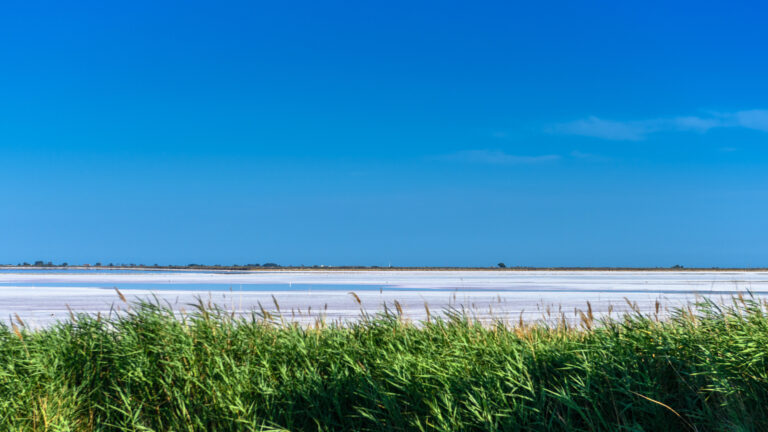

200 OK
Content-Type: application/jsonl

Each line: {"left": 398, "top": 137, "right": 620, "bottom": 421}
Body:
{"left": 671, "top": 264, "right": 684, "bottom": 269}
{"left": 497, "top": 262, "right": 507, "bottom": 268}
{"left": 95, "top": 262, "right": 102, "bottom": 267}
{"left": 34, "top": 261, "right": 44, "bottom": 267}
{"left": 262, "top": 262, "right": 279, "bottom": 268}
{"left": 61, "top": 262, "right": 68, "bottom": 267}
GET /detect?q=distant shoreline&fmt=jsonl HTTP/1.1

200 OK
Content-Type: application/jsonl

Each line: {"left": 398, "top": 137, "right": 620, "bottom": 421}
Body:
{"left": 1, "top": 265, "right": 767, "bottom": 272}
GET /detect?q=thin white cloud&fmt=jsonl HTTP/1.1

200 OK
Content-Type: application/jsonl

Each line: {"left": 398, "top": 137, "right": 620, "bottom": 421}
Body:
{"left": 552, "top": 116, "right": 654, "bottom": 141}
{"left": 669, "top": 116, "right": 724, "bottom": 132}
{"left": 440, "top": 150, "right": 560, "bottom": 165}
{"left": 570, "top": 150, "right": 610, "bottom": 162}
{"left": 552, "top": 110, "right": 768, "bottom": 141}
{"left": 733, "top": 110, "right": 768, "bottom": 132}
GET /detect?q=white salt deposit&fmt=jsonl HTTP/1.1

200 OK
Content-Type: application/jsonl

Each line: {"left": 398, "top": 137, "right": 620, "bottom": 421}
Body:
{"left": 1, "top": 270, "right": 767, "bottom": 328}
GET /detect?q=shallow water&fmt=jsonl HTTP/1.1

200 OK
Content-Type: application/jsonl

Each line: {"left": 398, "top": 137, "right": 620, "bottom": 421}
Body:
{"left": 1, "top": 269, "right": 767, "bottom": 327}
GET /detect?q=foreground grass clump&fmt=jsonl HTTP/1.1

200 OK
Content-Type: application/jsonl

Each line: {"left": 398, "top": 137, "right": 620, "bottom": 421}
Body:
{"left": 2, "top": 299, "right": 768, "bottom": 431}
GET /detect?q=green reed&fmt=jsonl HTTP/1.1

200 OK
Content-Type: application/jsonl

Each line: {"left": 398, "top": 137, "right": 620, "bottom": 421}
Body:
{"left": 2, "top": 296, "right": 768, "bottom": 431}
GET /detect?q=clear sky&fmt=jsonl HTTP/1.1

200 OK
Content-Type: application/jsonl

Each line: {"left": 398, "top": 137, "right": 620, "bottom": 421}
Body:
{"left": 2, "top": 0, "right": 767, "bottom": 267}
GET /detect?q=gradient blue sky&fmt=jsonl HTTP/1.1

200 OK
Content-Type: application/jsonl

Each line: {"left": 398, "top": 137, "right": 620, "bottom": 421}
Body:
{"left": 2, "top": 0, "right": 767, "bottom": 267}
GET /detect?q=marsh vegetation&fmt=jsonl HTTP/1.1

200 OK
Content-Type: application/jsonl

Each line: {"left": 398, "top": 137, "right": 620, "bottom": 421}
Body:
{"left": 2, "top": 295, "right": 768, "bottom": 431}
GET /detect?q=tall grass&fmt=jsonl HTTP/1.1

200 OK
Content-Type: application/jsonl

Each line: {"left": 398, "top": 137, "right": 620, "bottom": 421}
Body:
{"left": 2, "top": 296, "right": 768, "bottom": 431}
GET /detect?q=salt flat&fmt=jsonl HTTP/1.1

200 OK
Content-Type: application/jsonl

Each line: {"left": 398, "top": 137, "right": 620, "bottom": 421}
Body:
{"left": 2, "top": 270, "right": 767, "bottom": 327}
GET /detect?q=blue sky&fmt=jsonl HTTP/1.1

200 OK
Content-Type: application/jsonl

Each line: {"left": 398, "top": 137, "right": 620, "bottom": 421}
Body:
{"left": 2, "top": 0, "right": 767, "bottom": 267}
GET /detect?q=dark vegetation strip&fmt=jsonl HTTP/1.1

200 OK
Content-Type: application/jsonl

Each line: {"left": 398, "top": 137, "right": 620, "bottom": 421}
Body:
{"left": 2, "top": 297, "right": 768, "bottom": 431}
{"left": 4, "top": 263, "right": 768, "bottom": 271}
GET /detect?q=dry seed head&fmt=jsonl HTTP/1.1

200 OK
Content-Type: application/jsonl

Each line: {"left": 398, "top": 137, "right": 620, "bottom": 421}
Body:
{"left": 578, "top": 309, "right": 592, "bottom": 330}
{"left": 348, "top": 292, "right": 362, "bottom": 305}
{"left": 114, "top": 287, "right": 127, "bottom": 303}
{"left": 11, "top": 322, "right": 23, "bottom": 340}
{"left": 66, "top": 304, "right": 76, "bottom": 322}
